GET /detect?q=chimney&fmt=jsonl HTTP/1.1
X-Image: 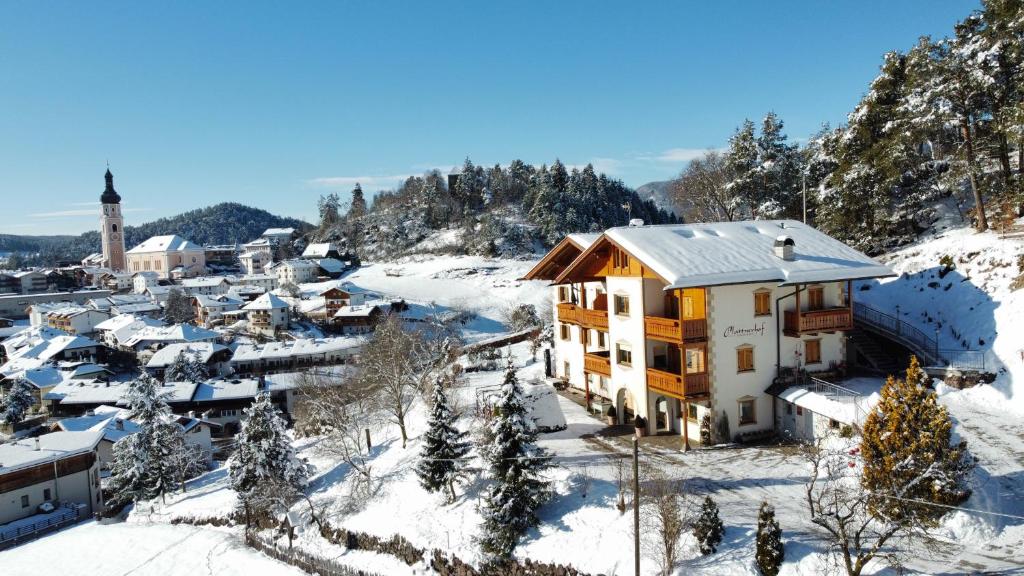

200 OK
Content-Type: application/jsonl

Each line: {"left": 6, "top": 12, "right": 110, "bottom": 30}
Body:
{"left": 773, "top": 235, "right": 795, "bottom": 261}
{"left": 115, "top": 419, "right": 124, "bottom": 431}
{"left": 34, "top": 438, "right": 41, "bottom": 451}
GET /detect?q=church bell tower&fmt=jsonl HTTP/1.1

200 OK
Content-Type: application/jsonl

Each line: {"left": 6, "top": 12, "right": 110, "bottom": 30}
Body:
{"left": 100, "top": 168, "right": 127, "bottom": 271}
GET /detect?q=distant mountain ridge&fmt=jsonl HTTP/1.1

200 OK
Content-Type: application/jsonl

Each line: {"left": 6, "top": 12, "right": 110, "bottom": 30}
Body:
{"left": 2, "top": 203, "right": 311, "bottom": 265}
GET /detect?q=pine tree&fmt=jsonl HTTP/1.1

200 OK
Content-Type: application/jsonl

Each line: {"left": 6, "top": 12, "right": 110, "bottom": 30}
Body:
{"left": 165, "top": 288, "right": 195, "bottom": 324}
{"left": 755, "top": 501, "right": 784, "bottom": 576}
{"left": 230, "top": 393, "right": 308, "bottom": 517}
{"left": 479, "top": 359, "right": 552, "bottom": 558}
{"left": 348, "top": 183, "right": 367, "bottom": 220}
{"left": 861, "top": 356, "right": 974, "bottom": 526}
{"left": 187, "top": 351, "right": 208, "bottom": 383}
{"left": 107, "top": 433, "right": 151, "bottom": 508}
{"left": 150, "top": 420, "right": 187, "bottom": 502}
{"left": 416, "top": 377, "right": 472, "bottom": 503}
{"left": 107, "top": 373, "right": 176, "bottom": 506}
{"left": 164, "top": 351, "right": 190, "bottom": 382}
{"left": 1, "top": 378, "right": 35, "bottom": 425}
{"left": 693, "top": 495, "right": 724, "bottom": 555}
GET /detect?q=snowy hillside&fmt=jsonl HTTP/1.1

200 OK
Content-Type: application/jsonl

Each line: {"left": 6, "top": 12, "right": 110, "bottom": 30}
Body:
{"left": 855, "top": 207, "right": 1024, "bottom": 412}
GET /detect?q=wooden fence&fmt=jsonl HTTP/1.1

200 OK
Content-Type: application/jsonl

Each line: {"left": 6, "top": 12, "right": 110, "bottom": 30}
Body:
{"left": 245, "top": 532, "right": 383, "bottom": 576}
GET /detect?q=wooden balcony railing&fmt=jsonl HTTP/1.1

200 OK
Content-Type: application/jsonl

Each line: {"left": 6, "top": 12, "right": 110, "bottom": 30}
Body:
{"left": 557, "top": 302, "right": 608, "bottom": 330}
{"left": 784, "top": 307, "right": 853, "bottom": 335}
{"left": 645, "top": 316, "right": 707, "bottom": 342}
{"left": 646, "top": 368, "right": 710, "bottom": 399}
{"left": 583, "top": 352, "right": 611, "bottom": 377}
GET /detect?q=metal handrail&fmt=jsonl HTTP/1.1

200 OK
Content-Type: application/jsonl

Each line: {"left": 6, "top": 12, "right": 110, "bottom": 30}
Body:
{"left": 853, "top": 302, "right": 985, "bottom": 371}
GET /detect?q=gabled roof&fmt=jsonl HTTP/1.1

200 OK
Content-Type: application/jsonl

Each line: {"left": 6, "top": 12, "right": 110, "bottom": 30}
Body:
{"left": 181, "top": 276, "right": 229, "bottom": 288}
{"left": 0, "top": 431, "right": 104, "bottom": 474}
{"left": 127, "top": 235, "right": 203, "bottom": 254}
{"left": 301, "top": 243, "right": 337, "bottom": 258}
{"left": 146, "top": 341, "right": 228, "bottom": 368}
{"left": 520, "top": 233, "right": 600, "bottom": 282}
{"left": 242, "top": 292, "right": 289, "bottom": 311}
{"left": 262, "top": 227, "right": 295, "bottom": 236}
{"left": 192, "top": 294, "right": 243, "bottom": 309}
{"left": 554, "top": 221, "right": 894, "bottom": 289}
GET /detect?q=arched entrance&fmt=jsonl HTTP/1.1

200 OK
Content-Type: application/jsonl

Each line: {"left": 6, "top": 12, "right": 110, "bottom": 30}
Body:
{"left": 654, "top": 396, "right": 670, "bottom": 432}
{"left": 616, "top": 388, "right": 635, "bottom": 425}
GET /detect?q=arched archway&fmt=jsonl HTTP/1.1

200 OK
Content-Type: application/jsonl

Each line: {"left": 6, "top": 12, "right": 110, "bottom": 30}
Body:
{"left": 616, "top": 388, "right": 635, "bottom": 425}
{"left": 654, "top": 396, "right": 670, "bottom": 432}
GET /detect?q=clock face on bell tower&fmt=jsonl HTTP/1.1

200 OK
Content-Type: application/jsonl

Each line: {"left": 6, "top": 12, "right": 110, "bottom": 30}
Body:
{"left": 100, "top": 168, "right": 127, "bottom": 272}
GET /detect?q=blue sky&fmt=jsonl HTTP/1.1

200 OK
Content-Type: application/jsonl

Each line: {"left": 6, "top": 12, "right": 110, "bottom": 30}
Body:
{"left": 1, "top": 1, "right": 977, "bottom": 235}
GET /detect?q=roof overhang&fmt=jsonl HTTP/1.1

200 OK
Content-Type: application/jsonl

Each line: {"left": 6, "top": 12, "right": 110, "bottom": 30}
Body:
{"left": 519, "top": 236, "right": 586, "bottom": 282}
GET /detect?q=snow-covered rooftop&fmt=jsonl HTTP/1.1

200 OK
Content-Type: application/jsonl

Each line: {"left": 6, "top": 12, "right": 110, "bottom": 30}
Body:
{"left": 181, "top": 277, "right": 229, "bottom": 288}
{"left": 230, "top": 336, "right": 365, "bottom": 362}
{"left": 192, "top": 378, "right": 262, "bottom": 402}
{"left": 127, "top": 235, "right": 204, "bottom": 254}
{"left": 301, "top": 243, "right": 337, "bottom": 258}
{"left": 122, "top": 324, "right": 218, "bottom": 347}
{"left": 262, "top": 227, "right": 295, "bottom": 236}
{"left": 146, "top": 342, "right": 228, "bottom": 369}
{"left": 566, "top": 233, "right": 600, "bottom": 249}
{"left": 242, "top": 292, "right": 289, "bottom": 311}
{"left": 0, "top": 431, "right": 104, "bottom": 475}
{"left": 576, "top": 220, "right": 894, "bottom": 289}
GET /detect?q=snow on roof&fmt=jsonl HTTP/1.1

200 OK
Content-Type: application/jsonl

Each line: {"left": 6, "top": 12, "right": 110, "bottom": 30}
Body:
{"left": 277, "top": 258, "right": 319, "bottom": 269}
{"left": 95, "top": 314, "right": 165, "bottom": 345}
{"left": 123, "top": 324, "right": 218, "bottom": 347}
{"left": 777, "top": 386, "right": 880, "bottom": 426}
{"left": 127, "top": 235, "right": 204, "bottom": 254}
{"left": 146, "top": 342, "right": 228, "bottom": 368}
{"left": 44, "top": 379, "right": 198, "bottom": 406}
{"left": 133, "top": 271, "right": 160, "bottom": 279}
{"left": 333, "top": 304, "right": 379, "bottom": 318}
{"left": 262, "top": 227, "right": 295, "bottom": 236}
{"left": 316, "top": 258, "right": 345, "bottom": 274}
{"left": 302, "top": 243, "right": 337, "bottom": 258}
{"left": 240, "top": 274, "right": 276, "bottom": 282}
{"left": 566, "top": 233, "right": 600, "bottom": 249}
{"left": 192, "top": 294, "right": 243, "bottom": 309}
{"left": 192, "top": 378, "right": 262, "bottom": 402}
{"left": 230, "top": 336, "right": 365, "bottom": 362}
{"left": 592, "top": 220, "right": 894, "bottom": 289}
{"left": 0, "top": 431, "right": 104, "bottom": 475}
{"left": 181, "top": 277, "right": 229, "bottom": 288}
{"left": 242, "top": 292, "right": 289, "bottom": 311}
{"left": 111, "top": 302, "right": 162, "bottom": 315}
{"left": 0, "top": 334, "right": 100, "bottom": 376}
{"left": 263, "top": 367, "right": 351, "bottom": 391}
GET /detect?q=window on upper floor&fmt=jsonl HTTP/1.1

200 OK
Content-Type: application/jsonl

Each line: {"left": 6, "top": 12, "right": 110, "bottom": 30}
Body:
{"left": 807, "top": 286, "right": 824, "bottom": 311}
{"left": 686, "top": 347, "right": 706, "bottom": 373}
{"left": 737, "top": 346, "right": 754, "bottom": 373}
{"left": 682, "top": 296, "right": 694, "bottom": 319}
{"left": 559, "top": 323, "right": 570, "bottom": 341}
{"left": 754, "top": 290, "right": 771, "bottom": 316}
{"left": 21, "top": 495, "right": 29, "bottom": 508}
{"left": 557, "top": 286, "right": 571, "bottom": 303}
{"left": 616, "top": 342, "right": 632, "bottom": 367}
{"left": 613, "top": 294, "right": 630, "bottom": 316}
{"left": 596, "top": 330, "right": 607, "bottom": 349}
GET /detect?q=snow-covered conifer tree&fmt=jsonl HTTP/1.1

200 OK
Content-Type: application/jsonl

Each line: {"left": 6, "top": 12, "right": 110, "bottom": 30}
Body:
{"left": 164, "top": 351, "right": 190, "bottom": 382}
{"left": 230, "top": 393, "right": 308, "bottom": 517}
{"left": 755, "top": 501, "right": 784, "bottom": 576}
{"left": 1, "top": 378, "right": 35, "bottom": 425}
{"left": 416, "top": 376, "right": 471, "bottom": 503}
{"left": 479, "top": 359, "right": 551, "bottom": 558}
{"left": 693, "top": 495, "right": 724, "bottom": 555}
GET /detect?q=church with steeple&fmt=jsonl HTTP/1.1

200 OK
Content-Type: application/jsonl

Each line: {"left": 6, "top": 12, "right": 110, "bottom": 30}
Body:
{"left": 100, "top": 168, "right": 127, "bottom": 271}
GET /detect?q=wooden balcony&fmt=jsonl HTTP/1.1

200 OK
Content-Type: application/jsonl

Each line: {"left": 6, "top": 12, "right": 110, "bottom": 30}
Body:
{"left": 557, "top": 302, "right": 609, "bottom": 330}
{"left": 646, "top": 368, "right": 710, "bottom": 400}
{"left": 644, "top": 316, "right": 707, "bottom": 343}
{"left": 784, "top": 307, "right": 853, "bottom": 336}
{"left": 583, "top": 352, "right": 611, "bottom": 377}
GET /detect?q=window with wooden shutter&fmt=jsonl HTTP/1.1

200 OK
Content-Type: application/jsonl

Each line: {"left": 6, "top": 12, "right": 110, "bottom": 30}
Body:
{"left": 737, "top": 346, "right": 754, "bottom": 372}
{"left": 754, "top": 290, "right": 771, "bottom": 316}
{"left": 805, "top": 339, "right": 822, "bottom": 364}
{"left": 807, "top": 286, "right": 824, "bottom": 311}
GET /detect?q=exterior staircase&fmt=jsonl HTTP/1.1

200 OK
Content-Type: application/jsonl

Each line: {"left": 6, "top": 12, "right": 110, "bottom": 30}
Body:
{"left": 847, "top": 327, "right": 903, "bottom": 376}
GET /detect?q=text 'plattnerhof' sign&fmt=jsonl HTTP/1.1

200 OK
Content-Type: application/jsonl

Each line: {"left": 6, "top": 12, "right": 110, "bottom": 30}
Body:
{"left": 722, "top": 322, "right": 767, "bottom": 338}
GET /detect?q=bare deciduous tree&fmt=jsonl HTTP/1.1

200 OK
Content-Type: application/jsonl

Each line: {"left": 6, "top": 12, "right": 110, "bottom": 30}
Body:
{"left": 672, "top": 150, "right": 739, "bottom": 223}
{"left": 640, "top": 469, "right": 691, "bottom": 576}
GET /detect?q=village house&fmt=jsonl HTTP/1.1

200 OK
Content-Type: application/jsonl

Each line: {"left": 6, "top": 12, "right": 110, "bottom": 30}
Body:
{"left": 0, "top": 431, "right": 104, "bottom": 538}
{"left": 93, "top": 314, "right": 165, "bottom": 350}
{"left": 229, "top": 336, "right": 364, "bottom": 375}
{"left": 261, "top": 227, "right": 295, "bottom": 245}
{"left": 191, "top": 294, "right": 243, "bottom": 328}
{"left": 42, "top": 307, "right": 111, "bottom": 336}
{"left": 180, "top": 276, "right": 231, "bottom": 296}
{"left": 269, "top": 259, "right": 318, "bottom": 286}
{"left": 237, "top": 273, "right": 278, "bottom": 292}
{"left": 144, "top": 341, "right": 231, "bottom": 379}
{"left": 126, "top": 235, "right": 207, "bottom": 280}
{"left": 242, "top": 292, "right": 290, "bottom": 337}
{"left": 239, "top": 250, "right": 271, "bottom": 276}
{"left": 301, "top": 242, "right": 342, "bottom": 260}
{"left": 524, "top": 221, "right": 893, "bottom": 445}
{"left": 121, "top": 323, "right": 219, "bottom": 354}
{"left": 203, "top": 244, "right": 238, "bottom": 268}
{"left": 13, "top": 270, "right": 48, "bottom": 294}
{"left": 132, "top": 271, "right": 160, "bottom": 294}
{"left": 98, "top": 271, "right": 134, "bottom": 293}
{"left": 333, "top": 303, "right": 384, "bottom": 335}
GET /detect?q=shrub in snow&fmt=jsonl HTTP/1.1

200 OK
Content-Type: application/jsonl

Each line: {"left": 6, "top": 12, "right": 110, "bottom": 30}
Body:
{"left": 416, "top": 377, "right": 472, "bottom": 503}
{"left": 230, "top": 392, "right": 309, "bottom": 521}
{"left": 755, "top": 501, "right": 784, "bottom": 576}
{"left": 1, "top": 378, "right": 35, "bottom": 425}
{"left": 699, "top": 413, "right": 712, "bottom": 446}
{"left": 861, "top": 355, "right": 974, "bottom": 526}
{"left": 693, "top": 495, "right": 724, "bottom": 555}
{"left": 479, "top": 359, "right": 552, "bottom": 558}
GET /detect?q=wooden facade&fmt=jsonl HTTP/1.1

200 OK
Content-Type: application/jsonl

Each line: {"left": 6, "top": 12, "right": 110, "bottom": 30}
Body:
{"left": 0, "top": 452, "right": 96, "bottom": 494}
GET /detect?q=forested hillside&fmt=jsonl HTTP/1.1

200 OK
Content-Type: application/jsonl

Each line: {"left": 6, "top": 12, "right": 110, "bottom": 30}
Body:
{"left": 311, "top": 158, "right": 676, "bottom": 260}
{"left": 4, "top": 203, "right": 310, "bottom": 265}
{"left": 669, "top": 0, "right": 1024, "bottom": 254}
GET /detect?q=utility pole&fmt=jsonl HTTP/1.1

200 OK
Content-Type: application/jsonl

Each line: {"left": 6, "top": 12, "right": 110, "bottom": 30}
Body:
{"left": 633, "top": 436, "right": 640, "bottom": 576}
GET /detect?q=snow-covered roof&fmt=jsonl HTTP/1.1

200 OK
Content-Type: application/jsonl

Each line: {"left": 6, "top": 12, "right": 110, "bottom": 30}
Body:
{"left": 262, "top": 227, "right": 295, "bottom": 236}
{"left": 230, "top": 336, "right": 365, "bottom": 362}
{"left": 127, "top": 235, "right": 204, "bottom": 254}
{"left": 0, "top": 335, "right": 100, "bottom": 376}
{"left": 193, "top": 378, "right": 262, "bottom": 402}
{"left": 316, "top": 258, "right": 345, "bottom": 274}
{"left": 240, "top": 274, "right": 276, "bottom": 282}
{"left": 122, "top": 324, "right": 218, "bottom": 347}
{"left": 333, "top": 304, "right": 380, "bottom": 318}
{"left": 146, "top": 342, "right": 228, "bottom": 369}
{"left": 242, "top": 292, "right": 289, "bottom": 311}
{"left": 776, "top": 386, "right": 880, "bottom": 426}
{"left": 0, "top": 431, "right": 104, "bottom": 475}
{"left": 276, "top": 258, "right": 319, "bottom": 270}
{"left": 133, "top": 271, "right": 160, "bottom": 280}
{"left": 193, "top": 294, "right": 243, "bottom": 309}
{"left": 566, "top": 233, "right": 600, "bottom": 249}
{"left": 181, "top": 277, "right": 229, "bottom": 288}
{"left": 95, "top": 314, "right": 166, "bottom": 345}
{"left": 302, "top": 243, "right": 337, "bottom": 258}
{"left": 564, "top": 220, "right": 894, "bottom": 289}
{"left": 55, "top": 405, "right": 212, "bottom": 443}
